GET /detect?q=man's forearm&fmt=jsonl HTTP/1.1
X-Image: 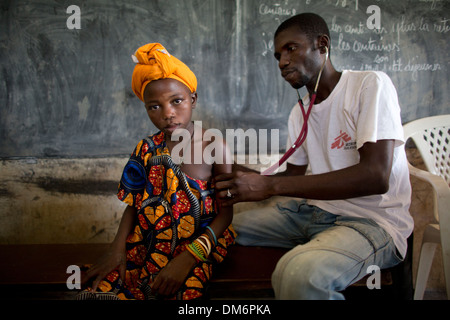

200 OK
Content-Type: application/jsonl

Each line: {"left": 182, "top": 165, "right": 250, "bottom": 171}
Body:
{"left": 270, "top": 163, "right": 389, "bottom": 200}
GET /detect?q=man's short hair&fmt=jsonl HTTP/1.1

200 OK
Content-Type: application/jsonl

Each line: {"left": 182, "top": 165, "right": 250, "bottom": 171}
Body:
{"left": 275, "top": 12, "right": 331, "bottom": 45}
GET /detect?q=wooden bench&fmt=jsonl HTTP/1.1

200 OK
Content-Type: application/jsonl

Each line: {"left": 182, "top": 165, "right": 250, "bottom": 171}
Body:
{"left": 0, "top": 241, "right": 412, "bottom": 300}
{"left": 0, "top": 243, "right": 108, "bottom": 300}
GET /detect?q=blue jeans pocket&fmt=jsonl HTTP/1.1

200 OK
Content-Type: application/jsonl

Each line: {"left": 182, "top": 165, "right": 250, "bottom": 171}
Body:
{"left": 335, "top": 217, "right": 388, "bottom": 248}
{"left": 311, "top": 207, "right": 338, "bottom": 225}
{"left": 335, "top": 216, "right": 402, "bottom": 267}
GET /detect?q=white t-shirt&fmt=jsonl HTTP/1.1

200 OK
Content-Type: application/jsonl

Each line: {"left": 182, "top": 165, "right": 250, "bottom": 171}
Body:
{"left": 286, "top": 70, "right": 413, "bottom": 258}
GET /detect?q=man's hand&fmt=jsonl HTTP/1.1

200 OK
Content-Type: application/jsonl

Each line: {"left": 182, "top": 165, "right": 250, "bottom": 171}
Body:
{"left": 215, "top": 171, "right": 273, "bottom": 206}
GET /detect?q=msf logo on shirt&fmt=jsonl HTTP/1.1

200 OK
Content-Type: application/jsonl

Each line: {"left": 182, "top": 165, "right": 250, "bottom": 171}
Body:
{"left": 331, "top": 130, "right": 356, "bottom": 150}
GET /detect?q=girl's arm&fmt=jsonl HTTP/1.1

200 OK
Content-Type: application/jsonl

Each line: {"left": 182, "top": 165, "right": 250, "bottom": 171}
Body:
{"left": 208, "top": 139, "right": 233, "bottom": 242}
{"left": 82, "top": 205, "right": 136, "bottom": 291}
{"left": 150, "top": 138, "right": 233, "bottom": 297}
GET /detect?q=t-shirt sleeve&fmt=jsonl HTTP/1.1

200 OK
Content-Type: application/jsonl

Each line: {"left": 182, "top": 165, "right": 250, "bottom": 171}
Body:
{"left": 117, "top": 139, "right": 150, "bottom": 210}
{"left": 355, "top": 72, "right": 405, "bottom": 150}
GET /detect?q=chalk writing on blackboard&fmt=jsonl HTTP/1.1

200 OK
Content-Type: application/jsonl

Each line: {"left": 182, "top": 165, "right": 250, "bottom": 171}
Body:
{"left": 259, "top": 3, "right": 297, "bottom": 16}
{"left": 330, "top": 13, "right": 447, "bottom": 81}
{"left": 1, "top": 0, "right": 448, "bottom": 158}
{"left": 419, "top": 0, "right": 444, "bottom": 10}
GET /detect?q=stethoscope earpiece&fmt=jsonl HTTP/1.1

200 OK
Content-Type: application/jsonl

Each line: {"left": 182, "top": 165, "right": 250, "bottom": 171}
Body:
{"left": 262, "top": 43, "right": 329, "bottom": 175}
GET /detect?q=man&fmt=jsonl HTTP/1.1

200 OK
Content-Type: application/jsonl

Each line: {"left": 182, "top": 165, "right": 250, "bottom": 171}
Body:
{"left": 215, "top": 13, "right": 413, "bottom": 299}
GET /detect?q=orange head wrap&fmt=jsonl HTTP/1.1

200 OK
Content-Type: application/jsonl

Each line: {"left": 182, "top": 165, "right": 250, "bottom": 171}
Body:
{"left": 131, "top": 43, "right": 197, "bottom": 102}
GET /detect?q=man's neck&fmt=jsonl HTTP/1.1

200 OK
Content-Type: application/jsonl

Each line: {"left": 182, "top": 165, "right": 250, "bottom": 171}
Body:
{"left": 307, "top": 65, "right": 342, "bottom": 104}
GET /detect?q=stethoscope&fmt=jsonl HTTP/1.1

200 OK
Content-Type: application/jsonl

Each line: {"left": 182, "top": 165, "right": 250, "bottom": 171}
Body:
{"left": 262, "top": 46, "right": 329, "bottom": 175}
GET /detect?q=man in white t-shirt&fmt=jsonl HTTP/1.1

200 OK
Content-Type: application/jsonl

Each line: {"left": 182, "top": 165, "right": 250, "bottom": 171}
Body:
{"left": 216, "top": 13, "right": 413, "bottom": 299}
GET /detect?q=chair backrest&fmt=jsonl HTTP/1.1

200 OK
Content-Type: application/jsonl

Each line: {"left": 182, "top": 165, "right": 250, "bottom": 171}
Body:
{"left": 403, "top": 115, "right": 450, "bottom": 185}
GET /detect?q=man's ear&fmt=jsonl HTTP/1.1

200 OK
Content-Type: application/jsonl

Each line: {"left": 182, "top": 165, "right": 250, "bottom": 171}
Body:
{"left": 317, "top": 34, "right": 330, "bottom": 54}
{"left": 191, "top": 92, "right": 198, "bottom": 109}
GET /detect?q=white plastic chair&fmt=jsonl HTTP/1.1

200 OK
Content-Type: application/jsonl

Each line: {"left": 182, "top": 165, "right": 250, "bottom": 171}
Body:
{"left": 403, "top": 114, "right": 450, "bottom": 300}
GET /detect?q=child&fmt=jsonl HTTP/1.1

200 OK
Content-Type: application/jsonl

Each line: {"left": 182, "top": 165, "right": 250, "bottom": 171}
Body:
{"left": 79, "top": 43, "right": 236, "bottom": 300}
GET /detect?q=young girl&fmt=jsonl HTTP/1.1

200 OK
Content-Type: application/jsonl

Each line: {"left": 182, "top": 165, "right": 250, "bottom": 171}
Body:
{"left": 79, "top": 43, "right": 235, "bottom": 300}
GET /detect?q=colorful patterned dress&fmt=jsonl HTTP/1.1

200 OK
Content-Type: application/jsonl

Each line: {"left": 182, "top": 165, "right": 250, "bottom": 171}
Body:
{"left": 79, "top": 131, "right": 236, "bottom": 300}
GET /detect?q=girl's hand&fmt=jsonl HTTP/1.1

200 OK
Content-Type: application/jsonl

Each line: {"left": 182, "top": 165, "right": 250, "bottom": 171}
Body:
{"left": 81, "top": 246, "right": 127, "bottom": 292}
{"left": 151, "top": 250, "right": 197, "bottom": 296}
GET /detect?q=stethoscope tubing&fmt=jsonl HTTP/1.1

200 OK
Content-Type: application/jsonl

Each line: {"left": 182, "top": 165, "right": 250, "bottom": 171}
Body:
{"left": 262, "top": 48, "right": 328, "bottom": 175}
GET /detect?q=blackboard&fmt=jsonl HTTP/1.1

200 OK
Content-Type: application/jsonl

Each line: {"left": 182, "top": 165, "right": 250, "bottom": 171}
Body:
{"left": 1, "top": 0, "right": 449, "bottom": 158}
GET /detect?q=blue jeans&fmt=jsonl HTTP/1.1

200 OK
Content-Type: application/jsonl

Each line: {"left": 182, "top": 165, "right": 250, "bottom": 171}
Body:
{"left": 232, "top": 199, "right": 403, "bottom": 300}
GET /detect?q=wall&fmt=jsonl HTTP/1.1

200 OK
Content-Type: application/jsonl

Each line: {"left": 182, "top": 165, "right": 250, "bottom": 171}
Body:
{"left": 0, "top": 157, "right": 126, "bottom": 244}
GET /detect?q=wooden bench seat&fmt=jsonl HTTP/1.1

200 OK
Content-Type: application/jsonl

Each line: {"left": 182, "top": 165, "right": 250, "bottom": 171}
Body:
{"left": 0, "top": 242, "right": 412, "bottom": 300}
